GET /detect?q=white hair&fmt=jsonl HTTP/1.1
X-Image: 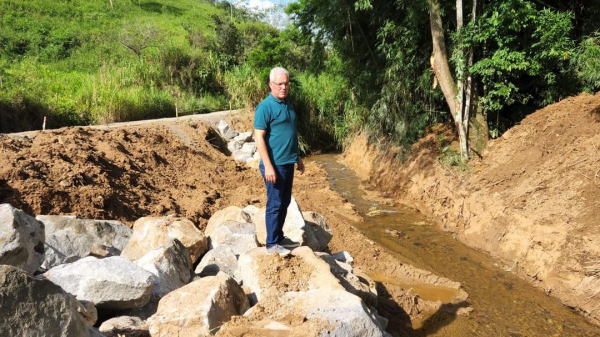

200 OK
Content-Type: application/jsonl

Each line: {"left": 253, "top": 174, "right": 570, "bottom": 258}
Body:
{"left": 269, "top": 67, "right": 289, "bottom": 81}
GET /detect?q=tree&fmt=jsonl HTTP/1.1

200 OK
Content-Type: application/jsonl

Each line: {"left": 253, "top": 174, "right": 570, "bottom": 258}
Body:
{"left": 119, "top": 23, "right": 161, "bottom": 60}
{"left": 288, "top": 0, "right": 586, "bottom": 156}
{"left": 211, "top": 15, "right": 242, "bottom": 64}
{"left": 462, "top": 0, "right": 576, "bottom": 135}
{"left": 428, "top": 0, "right": 477, "bottom": 159}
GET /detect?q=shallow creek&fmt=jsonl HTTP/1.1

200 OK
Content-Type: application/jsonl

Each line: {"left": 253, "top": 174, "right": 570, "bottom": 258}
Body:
{"left": 309, "top": 154, "right": 599, "bottom": 337}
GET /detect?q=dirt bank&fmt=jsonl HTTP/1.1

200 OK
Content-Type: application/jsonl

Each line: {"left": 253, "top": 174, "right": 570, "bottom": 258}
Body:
{"left": 0, "top": 121, "right": 261, "bottom": 226}
{"left": 0, "top": 112, "right": 466, "bottom": 336}
{"left": 343, "top": 92, "right": 600, "bottom": 325}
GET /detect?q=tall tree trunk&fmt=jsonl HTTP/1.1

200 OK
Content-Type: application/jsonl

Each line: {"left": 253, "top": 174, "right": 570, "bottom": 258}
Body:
{"left": 456, "top": 0, "right": 469, "bottom": 158}
{"left": 464, "top": 48, "right": 473, "bottom": 150}
{"left": 428, "top": 0, "right": 458, "bottom": 118}
{"left": 466, "top": 0, "right": 488, "bottom": 157}
{"left": 464, "top": 0, "right": 477, "bottom": 143}
{"left": 456, "top": 0, "right": 464, "bottom": 113}
{"left": 429, "top": 0, "right": 471, "bottom": 158}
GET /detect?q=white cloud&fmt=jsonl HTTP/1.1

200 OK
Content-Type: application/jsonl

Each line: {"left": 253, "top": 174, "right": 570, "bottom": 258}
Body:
{"left": 247, "top": 0, "right": 275, "bottom": 10}
{"left": 233, "top": 0, "right": 291, "bottom": 30}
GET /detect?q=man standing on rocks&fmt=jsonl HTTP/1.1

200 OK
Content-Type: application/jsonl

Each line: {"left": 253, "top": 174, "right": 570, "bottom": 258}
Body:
{"left": 254, "top": 67, "right": 304, "bottom": 256}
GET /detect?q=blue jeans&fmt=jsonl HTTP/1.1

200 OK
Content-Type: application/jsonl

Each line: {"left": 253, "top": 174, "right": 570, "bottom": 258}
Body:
{"left": 259, "top": 163, "right": 295, "bottom": 247}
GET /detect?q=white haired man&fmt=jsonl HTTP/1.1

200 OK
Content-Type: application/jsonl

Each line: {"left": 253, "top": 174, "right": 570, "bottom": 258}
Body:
{"left": 254, "top": 67, "right": 304, "bottom": 256}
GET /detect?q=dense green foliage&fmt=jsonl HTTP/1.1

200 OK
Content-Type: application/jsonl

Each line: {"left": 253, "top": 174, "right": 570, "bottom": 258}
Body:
{"left": 287, "top": 0, "right": 600, "bottom": 154}
{"left": 457, "top": 0, "right": 579, "bottom": 134}
{"left": 573, "top": 32, "right": 600, "bottom": 92}
{"left": 287, "top": 0, "right": 444, "bottom": 155}
{"left": 0, "top": 0, "right": 336, "bottom": 152}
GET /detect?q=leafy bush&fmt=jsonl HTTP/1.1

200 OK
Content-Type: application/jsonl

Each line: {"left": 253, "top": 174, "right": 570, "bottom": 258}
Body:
{"left": 222, "top": 63, "right": 268, "bottom": 110}
{"left": 459, "top": 0, "right": 576, "bottom": 129}
{"left": 573, "top": 32, "right": 600, "bottom": 92}
{"left": 292, "top": 62, "right": 354, "bottom": 149}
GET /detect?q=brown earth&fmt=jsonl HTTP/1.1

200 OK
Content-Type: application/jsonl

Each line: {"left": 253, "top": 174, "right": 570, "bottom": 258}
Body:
{"left": 0, "top": 112, "right": 464, "bottom": 336}
{"left": 343, "top": 92, "right": 600, "bottom": 325}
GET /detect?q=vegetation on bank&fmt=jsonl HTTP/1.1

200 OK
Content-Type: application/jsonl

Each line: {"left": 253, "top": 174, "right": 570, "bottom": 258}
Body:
{"left": 1, "top": 0, "right": 599, "bottom": 157}
{"left": 288, "top": 0, "right": 600, "bottom": 158}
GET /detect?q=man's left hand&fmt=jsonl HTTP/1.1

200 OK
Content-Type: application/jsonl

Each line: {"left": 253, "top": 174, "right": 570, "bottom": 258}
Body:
{"left": 297, "top": 158, "right": 305, "bottom": 175}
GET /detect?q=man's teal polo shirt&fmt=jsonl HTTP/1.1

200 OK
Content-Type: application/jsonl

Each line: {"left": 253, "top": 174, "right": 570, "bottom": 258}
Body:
{"left": 254, "top": 93, "right": 299, "bottom": 166}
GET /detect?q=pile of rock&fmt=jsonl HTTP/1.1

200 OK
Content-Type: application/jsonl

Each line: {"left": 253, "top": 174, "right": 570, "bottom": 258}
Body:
{"left": 216, "top": 119, "right": 260, "bottom": 164}
{"left": 0, "top": 197, "right": 391, "bottom": 337}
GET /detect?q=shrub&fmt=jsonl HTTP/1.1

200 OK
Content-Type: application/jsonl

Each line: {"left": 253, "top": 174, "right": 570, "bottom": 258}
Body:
{"left": 573, "top": 32, "right": 600, "bottom": 92}
{"left": 223, "top": 64, "right": 268, "bottom": 110}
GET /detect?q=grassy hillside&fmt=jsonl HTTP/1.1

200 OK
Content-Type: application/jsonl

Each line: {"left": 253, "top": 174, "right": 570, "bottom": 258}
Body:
{"left": 0, "top": 0, "right": 248, "bottom": 132}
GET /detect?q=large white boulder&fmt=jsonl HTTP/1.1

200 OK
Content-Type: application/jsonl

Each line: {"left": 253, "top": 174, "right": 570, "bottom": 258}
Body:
{"left": 134, "top": 239, "right": 192, "bottom": 299}
{"left": 236, "top": 246, "right": 343, "bottom": 302}
{"left": 227, "top": 139, "right": 242, "bottom": 153}
{"left": 0, "top": 204, "right": 45, "bottom": 273}
{"left": 194, "top": 245, "right": 238, "bottom": 277}
{"left": 234, "top": 131, "right": 253, "bottom": 143}
{"left": 36, "top": 215, "right": 132, "bottom": 269}
{"left": 121, "top": 216, "right": 207, "bottom": 264}
{"left": 205, "top": 206, "right": 250, "bottom": 237}
{"left": 148, "top": 272, "right": 249, "bottom": 337}
{"left": 44, "top": 256, "right": 155, "bottom": 310}
{"left": 284, "top": 288, "right": 387, "bottom": 337}
{"left": 317, "top": 252, "right": 377, "bottom": 307}
{"left": 217, "top": 120, "right": 239, "bottom": 140}
{"left": 232, "top": 150, "right": 253, "bottom": 163}
{"left": 217, "top": 288, "right": 388, "bottom": 337}
{"left": 241, "top": 142, "right": 256, "bottom": 153}
{"left": 0, "top": 265, "right": 91, "bottom": 337}
{"left": 209, "top": 221, "right": 259, "bottom": 256}
{"left": 303, "top": 211, "right": 333, "bottom": 251}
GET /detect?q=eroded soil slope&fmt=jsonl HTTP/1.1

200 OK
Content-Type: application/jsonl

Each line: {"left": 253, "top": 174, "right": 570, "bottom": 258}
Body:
{"left": 0, "top": 122, "right": 262, "bottom": 227}
{"left": 344, "top": 92, "right": 600, "bottom": 325}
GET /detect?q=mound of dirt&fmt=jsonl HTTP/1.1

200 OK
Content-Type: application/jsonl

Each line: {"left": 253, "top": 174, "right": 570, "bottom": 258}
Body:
{"left": 0, "top": 121, "right": 262, "bottom": 228}
{"left": 255, "top": 254, "right": 315, "bottom": 293}
{"left": 343, "top": 92, "right": 600, "bottom": 325}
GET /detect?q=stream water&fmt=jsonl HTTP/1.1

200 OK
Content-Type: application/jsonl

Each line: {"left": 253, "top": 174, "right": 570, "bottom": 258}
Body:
{"left": 309, "top": 154, "right": 599, "bottom": 337}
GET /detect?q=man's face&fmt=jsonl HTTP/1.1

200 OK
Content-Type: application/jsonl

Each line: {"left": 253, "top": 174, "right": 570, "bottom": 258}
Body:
{"left": 269, "top": 72, "right": 290, "bottom": 100}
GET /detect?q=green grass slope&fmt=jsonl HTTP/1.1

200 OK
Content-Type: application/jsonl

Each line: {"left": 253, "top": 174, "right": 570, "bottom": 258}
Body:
{"left": 0, "top": 0, "right": 230, "bottom": 132}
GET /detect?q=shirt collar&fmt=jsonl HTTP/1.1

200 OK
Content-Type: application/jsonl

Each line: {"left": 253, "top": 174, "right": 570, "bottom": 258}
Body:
{"left": 269, "top": 93, "right": 286, "bottom": 104}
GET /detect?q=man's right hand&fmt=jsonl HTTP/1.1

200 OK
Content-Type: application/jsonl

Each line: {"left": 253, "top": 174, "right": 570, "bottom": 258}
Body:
{"left": 264, "top": 164, "right": 277, "bottom": 184}
{"left": 255, "top": 129, "right": 277, "bottom": 184}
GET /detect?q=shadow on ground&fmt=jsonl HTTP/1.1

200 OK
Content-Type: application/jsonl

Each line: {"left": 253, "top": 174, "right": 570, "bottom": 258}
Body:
{"left": 376, "top": 282, "right": 470, "bottom": 337}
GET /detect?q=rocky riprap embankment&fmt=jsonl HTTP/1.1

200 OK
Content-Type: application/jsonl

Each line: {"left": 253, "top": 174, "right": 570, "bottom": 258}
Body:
{"left": 216, "top": 119, "right": 260, "bottom": 164}
{"left": 0, "top": 196, "right": 393, "bottom": 337}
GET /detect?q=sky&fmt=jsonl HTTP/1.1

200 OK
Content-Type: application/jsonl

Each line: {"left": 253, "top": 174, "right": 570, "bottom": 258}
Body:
{"left": 246, "top": 0, "right": 292, "bottom": 11}
{"left": 237, "top": 0, "right": 295, "bottom": 29}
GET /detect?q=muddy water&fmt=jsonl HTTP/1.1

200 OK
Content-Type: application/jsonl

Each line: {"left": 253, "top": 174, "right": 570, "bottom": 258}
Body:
{"left": 310, "top": 154, "right": 599, "bottom": 337}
